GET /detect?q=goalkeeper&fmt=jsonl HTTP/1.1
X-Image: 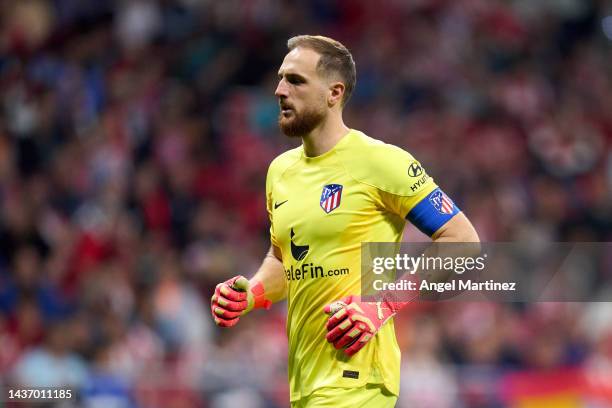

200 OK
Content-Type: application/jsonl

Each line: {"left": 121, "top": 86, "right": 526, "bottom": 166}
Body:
{"left": 210, "top": 35, "right": 479, "bottom": 407}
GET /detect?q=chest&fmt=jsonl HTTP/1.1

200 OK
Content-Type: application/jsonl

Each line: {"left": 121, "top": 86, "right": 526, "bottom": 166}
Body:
{"left": 271, "top": 166, "right": 376, "bottom": 249}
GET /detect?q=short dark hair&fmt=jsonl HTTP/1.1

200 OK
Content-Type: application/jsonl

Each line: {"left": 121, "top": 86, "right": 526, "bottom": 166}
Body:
{"left": 287, "top": 35, "right": 356, "bottom": 107}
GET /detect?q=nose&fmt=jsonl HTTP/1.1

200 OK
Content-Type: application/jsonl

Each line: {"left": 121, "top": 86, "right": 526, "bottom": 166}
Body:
{"left": 275, "top": 78, "right": 288, "bottom": 98}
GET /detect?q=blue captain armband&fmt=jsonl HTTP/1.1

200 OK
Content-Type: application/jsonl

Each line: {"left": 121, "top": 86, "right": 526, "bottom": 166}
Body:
{"left": 406, "top": 188, "right": 460, "bottom": 237}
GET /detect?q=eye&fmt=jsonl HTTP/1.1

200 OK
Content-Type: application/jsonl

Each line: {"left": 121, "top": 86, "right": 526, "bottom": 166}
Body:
{"left": 287, "top": 76, "right": 304, "bottom": 85}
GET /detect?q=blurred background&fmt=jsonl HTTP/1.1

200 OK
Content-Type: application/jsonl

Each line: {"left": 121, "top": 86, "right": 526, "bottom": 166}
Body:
{"left": 0, "top": 0, "right": 611, "bottom": 407}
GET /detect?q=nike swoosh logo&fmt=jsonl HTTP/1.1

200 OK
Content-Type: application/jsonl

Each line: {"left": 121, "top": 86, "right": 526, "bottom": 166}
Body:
{"left": 274, "top": 200, "right": 288, "bottom": 209}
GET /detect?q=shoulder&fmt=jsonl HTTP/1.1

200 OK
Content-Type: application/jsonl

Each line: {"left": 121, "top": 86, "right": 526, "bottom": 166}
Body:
{"left": 337, "top": 130, "right": 432, "bottom": 196}
{"left": 266, "top": 146, "right": 302, "bottom": 183}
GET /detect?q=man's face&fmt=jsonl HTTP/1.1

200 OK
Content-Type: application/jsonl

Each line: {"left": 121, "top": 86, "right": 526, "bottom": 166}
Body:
{"left": 275, "top": 47, "right": 329, "bottom": 137}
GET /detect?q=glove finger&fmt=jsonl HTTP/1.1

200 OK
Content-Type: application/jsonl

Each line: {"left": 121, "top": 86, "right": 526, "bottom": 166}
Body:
{"left": 325, "top": 317, "right": 353, "bottom": 342}
{"left": 324, "top": 300, "right": 347, "bottom": 315}
{"left": 219, "top": 283, "right": 248, "bottom": 302}
{"left": 326, "top": 307, "right": 349, "bottom": 330}
{"left": 213, "top": 315, "right": 240, "bottom": 327}
{"left": 351, "top": 314, "right": 377, "bottom": 332}
{"left": 231, "top": 276, "right": 249, "bottom": 291}
{"left": 344, "top": 331, "right": 373, "bottom": 356}
{"left": 332, "top": 324, "right": 365, "bottom": 350}
{"left": 213, "top": 294, "right": 248, "bottom": 312}
{"left": 212, "top": 306, "right": 242, "bottom": 319}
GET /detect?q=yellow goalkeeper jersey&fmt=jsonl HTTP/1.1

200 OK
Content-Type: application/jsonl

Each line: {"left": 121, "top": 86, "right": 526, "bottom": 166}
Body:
{"left": 266, "top": 129, "right": 457, "bottom": 401}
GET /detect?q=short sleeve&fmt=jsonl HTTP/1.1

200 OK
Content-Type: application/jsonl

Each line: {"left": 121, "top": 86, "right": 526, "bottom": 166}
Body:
{"left": 333, "top": 131, "right": 460, "bottom": 237}
{"left": 265, "top": 148, "right": 301, "bottom": 248}
{"left": 377, "top": 164, "right": 438, "bottom": 218}
{"left": 265, "top": 164, "right": 280, "bottom": 248}
{"left": 371, "top": 150, "right": 460, "bottom": 237}
{"left": 365, "top": 147, "right": 439, "bottom": 216}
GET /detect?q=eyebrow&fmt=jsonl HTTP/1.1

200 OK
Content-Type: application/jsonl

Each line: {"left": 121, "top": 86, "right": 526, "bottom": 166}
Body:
{"left": 278, "top": 72, "right": 307, "bottom": 82}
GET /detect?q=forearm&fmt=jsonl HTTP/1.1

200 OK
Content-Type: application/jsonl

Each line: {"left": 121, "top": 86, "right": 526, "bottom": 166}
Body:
{"left": 414, "top": 212, "right": 480, "bottom": 300}
{"left": 250, "top": 245, "right": 287, "bottom": 304}
{"left": 380, "top": 213, "right": 481, "bottom": 305}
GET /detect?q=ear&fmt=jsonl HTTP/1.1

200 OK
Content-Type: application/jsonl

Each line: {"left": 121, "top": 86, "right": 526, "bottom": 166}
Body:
{"left": 328, "top": 82, "right": 345, "bottom": 108}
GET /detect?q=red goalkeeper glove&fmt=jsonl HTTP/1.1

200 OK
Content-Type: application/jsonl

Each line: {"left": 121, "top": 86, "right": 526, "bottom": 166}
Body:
{"left": 324, "top": 295, "right": 405, "bottom": 356}
{"left": 211, "top": 275, "right": 271, "bottom": 327}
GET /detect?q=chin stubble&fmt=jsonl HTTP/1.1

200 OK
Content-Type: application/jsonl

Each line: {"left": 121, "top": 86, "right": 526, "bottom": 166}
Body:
{"left": 278, "top": 106, "right": 326, "bottom": 138}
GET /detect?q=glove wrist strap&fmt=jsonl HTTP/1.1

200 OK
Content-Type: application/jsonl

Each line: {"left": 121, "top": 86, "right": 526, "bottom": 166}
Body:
{"left": 250, "top": 280, "right": 272, "bottom": 310}
{"left": 378, "top": 292, "right": 410, "bottom": 315}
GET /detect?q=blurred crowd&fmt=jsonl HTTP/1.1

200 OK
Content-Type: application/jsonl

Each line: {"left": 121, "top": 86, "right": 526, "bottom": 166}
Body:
{"left": 0, "top": 0, "right": 611, "bottom": 407}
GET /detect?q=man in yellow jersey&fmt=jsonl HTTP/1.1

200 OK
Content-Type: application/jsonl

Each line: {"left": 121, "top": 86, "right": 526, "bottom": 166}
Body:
{"left": 210, "top": 35, "right": 480, "bottom": 407}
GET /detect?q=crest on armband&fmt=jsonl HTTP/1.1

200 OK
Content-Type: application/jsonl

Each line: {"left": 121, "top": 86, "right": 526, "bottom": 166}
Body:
{"left": 429, "top": 190, "right": 455, "bottom": 215}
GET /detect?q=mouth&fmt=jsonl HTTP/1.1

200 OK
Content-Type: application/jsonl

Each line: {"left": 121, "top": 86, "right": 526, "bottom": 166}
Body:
{"left": 280, "top": 107, "right": 294, "bottom": 117}
{"left": 280, "top": 99, "right": 294, "bottom": 110}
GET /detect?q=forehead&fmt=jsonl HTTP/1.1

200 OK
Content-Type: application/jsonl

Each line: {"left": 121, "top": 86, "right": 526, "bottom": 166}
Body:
{"left": 278, "top": 47, "right": 321, "bottom": 78}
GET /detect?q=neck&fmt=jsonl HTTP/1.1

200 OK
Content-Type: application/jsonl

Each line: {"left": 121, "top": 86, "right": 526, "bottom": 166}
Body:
{"left": 302, "top": 114, "right": 350, "bottom": 157}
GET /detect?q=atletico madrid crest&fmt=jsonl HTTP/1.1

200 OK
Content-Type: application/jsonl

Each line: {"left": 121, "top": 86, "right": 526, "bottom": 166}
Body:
{"left": 320, "top": 184, "right": 343, "bottom": 214}
{"left": 429, "top": 190, "right": 455, "bottom": 214}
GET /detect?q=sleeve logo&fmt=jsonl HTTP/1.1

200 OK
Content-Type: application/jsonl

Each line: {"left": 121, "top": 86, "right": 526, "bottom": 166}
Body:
{"left": 429, "top": 190, "right": 455, "bottom": 214}
{"left": 408, "top": 162, "right": 423, "bottom": 177}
